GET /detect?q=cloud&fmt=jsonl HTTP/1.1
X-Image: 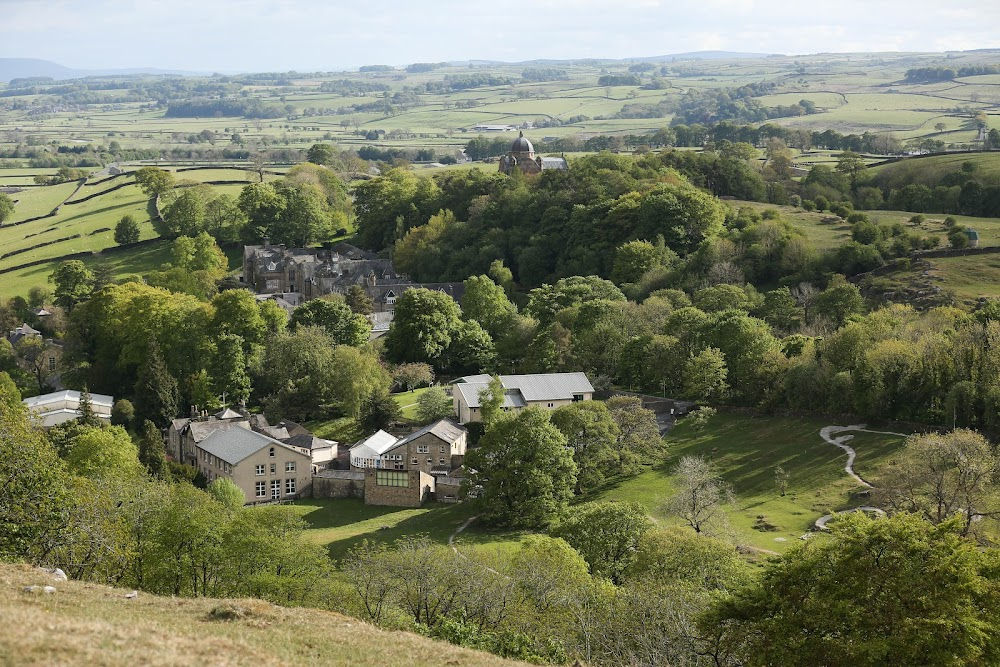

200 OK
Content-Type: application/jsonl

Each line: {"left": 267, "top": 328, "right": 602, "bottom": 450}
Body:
{"left": 0, "top": 0, "right": 998, "bottom": 70}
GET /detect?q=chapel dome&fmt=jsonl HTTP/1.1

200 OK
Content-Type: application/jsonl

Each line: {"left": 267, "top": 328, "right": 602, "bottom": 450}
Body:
{"left": 511, "top": 131, "right": 533, "bottom": 153}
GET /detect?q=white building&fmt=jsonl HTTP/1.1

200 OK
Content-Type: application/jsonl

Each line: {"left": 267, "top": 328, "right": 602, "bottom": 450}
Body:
{"left": 22, "top": 390, "right": 114, "bottom": 427}
{"left": 452, "top": 373, "right": 594, "bottom": 424}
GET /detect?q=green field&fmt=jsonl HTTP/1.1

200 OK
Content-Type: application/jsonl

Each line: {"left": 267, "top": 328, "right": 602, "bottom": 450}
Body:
{"left": 599, "top": 412, "right": 907, "bottom": 551}
{"left": 0, "top": 167, "right": 257, "bottom": 299}
{"left": 872, "top": 151, "right": 1000, "bottom": 189}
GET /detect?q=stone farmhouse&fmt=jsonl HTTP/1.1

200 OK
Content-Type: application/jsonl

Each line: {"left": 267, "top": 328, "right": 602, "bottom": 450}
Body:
{"left": 452, "top": 372, "right": 594, "bottom": 424}
{"left": 242, "top": 240, "right": 464, "bottom": 315}
{"left": 195, "top": 428, "right": 313, "bottom": 504}
{"left": 498, "top": 132, "right": 568, "bottom": 175}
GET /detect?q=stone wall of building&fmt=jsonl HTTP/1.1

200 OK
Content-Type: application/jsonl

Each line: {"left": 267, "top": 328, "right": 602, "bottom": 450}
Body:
{"left": 364, "top": 469, "right": 433, "bottom": 507}
{"left": 313, "top": 470, "right": 365, "bottom": 499}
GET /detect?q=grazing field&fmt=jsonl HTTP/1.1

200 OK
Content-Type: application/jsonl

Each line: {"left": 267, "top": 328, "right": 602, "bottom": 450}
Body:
{"left": 0, "top": 563, "right": 521, "bottom": 667}
{"left": 872, "top": 151, "right": 1000, "bottom": 188}
{"left": 870, "top": 253, "right": 1000, "bottom": 306}
{"left": 0, "top": 167, "right": 259, "bottom": 299}
{"left": 598, "top": 413, "right": 908, "bottom": 552}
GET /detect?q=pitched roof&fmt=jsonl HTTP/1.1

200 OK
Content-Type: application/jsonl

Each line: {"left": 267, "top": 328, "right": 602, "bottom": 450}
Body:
{"left": 199, "top": 427, "right": 307, "bottom": 465}
{"left": 283, "top": 433, "right": 336, "bottom": 451}
{"left": 351, "top": 430, "right": 398, "bottom": 458}
{"left": 186, "top": 420, "right": 248, "bottom": 443}
{"left": 455, "top": 373, "right": 593, "bottom": 407}
{"left": 214, "top": 407, "right": 244, "bottom": 420}
{"left": 392, "top": 419, "right": 466, "bottom": 449}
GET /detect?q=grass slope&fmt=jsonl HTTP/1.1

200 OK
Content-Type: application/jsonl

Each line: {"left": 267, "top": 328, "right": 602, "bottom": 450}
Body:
{"left": 598, "top": 413, "right": 907, "bottom": 551}
{"left": 0, "top": 563, "right": 525, "bottom": 667}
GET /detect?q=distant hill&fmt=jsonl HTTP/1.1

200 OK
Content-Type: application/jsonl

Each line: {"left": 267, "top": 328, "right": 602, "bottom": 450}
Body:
{"left": 456, "top": 51, "right": 776, "bottom": 67}
{"left": 3, "top": 562, "right": 524, "bottom": 667}
{"left": 641, "top": 50, "right": 779, "bottom": 61}
{"left": 0, "top": 58, "right": 202, "bottom": 82}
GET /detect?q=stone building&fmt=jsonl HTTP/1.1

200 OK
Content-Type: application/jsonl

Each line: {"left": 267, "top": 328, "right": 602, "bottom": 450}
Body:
{"left": 242, "top": 241, "right": 464, "bottom": 314}
{"left": 195, "top": 427, "right": 313, "bottom": 504}
{"left": 498, "top": 132, "right": 568, "bottom": 175}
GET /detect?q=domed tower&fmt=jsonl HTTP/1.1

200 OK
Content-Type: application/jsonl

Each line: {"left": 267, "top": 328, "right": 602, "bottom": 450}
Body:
{"left": 499, "top": 131, "right": 542, "bottom": 174}
{"left": 510, "top": 131, "right": 534, "bottom": 160}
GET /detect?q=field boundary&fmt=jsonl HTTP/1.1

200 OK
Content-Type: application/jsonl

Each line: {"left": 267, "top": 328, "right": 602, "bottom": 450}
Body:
{"left": 0, "top": 237, "right": 165, "bottom": 276}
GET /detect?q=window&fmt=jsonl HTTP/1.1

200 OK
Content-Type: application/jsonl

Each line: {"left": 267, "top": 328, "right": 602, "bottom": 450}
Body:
{"left": 285, "top": 461, "right": 296, "bottom": 473}
{"left": 547, "top": 403, "right": 554, "bottom": 408}
{"left": 265, "top": 279, "right": 279, "bottom": 290}
{"left": 286, "top": 478, "right": 296, "bottom": 495}
{"left": 376, "top": 471, "right": 408, "bottom": 487}
{"left": 426, "top": 458, "right": 432, "bottom": 465}
{"left": 411, "top": 457, "right": 418, "bottom": 466}
{"left": 255, "top": 465, "right": 265, "bottom": 476}
{"left": 48, "top": 356, "right": 56, "bottom": 371}
{"left": 385, "top": 290, "right": 396, "bottom": 305}
{"left": 439, "top": 458, "right": 446, "bottom": 465}
{"left": 288, "top": 270, "right": 296, "bottom": 281}
{"left": 269, "top": 447, "right": 275, "bottom": 458}
{"left": 270, "top": 463, "right": 276, "bottom": 474}
{"left": 394, "top": 462, "right": 405, "bottom": 470}
{"left": 416, "top": 445, "right": 429, "bottom": 454}
{"left": 573, "top": 393, "right": 584, "bottom": 402}
{"left": 440, "top": 446, "right": 446, "bottom": 453}
{"left": 256, "top": 481, "right": 266, "bottom": 497}
{"left": 271, "top": 480, "right": 281, "bottom": 499}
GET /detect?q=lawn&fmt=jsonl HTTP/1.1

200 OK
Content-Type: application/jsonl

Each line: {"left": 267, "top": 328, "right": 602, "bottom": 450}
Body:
{"left": 393, "top": 386, "right": 433, "bottom": 421}
{"left": 598, "top": 412, "right": 908, "bottom": 552}
{"left": 289, "top": 498, "right": 531, "bottom": 562}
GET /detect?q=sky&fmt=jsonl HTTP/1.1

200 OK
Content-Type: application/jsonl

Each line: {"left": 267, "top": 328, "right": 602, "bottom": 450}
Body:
{"left": 1, "top": 0, "right": 1000, "bottom": 73}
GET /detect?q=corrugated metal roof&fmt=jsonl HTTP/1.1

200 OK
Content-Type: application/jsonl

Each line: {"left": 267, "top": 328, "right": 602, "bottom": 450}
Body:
{"left": 350, "top": 430, "right": 398, "bottom": 458}
{"left": 23, "top": 390, "right": 114, "bottom": 408}
{"left": 393, "top": 419, "right": 466, "bottom": 449}
{"left": 454, "top": 382, "right": 526, "bottom": 409}
{"left": 199, "top": 427, "right": 307, "bottom": 465}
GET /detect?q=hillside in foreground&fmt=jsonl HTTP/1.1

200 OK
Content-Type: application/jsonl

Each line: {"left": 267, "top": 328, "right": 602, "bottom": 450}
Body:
{"left": 1, "top": 563, "right": 525, "bottom": 667}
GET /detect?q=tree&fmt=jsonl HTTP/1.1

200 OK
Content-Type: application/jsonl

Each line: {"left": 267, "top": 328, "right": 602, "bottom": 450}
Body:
{"left": 137, "top": 419, "right": 170, "bottom": 480}
{"left": 203, "top": 194, "right": 246, "bottom": 243}
{"left": 210, "top": 334, "right": 251, "bottom": 405}
{"left": 256, "top": 326, "right": 338, "bottom": 422}
{"left": 162, "top": 186, "right": 209, "bottom": 237}
{"left": 289, "top": 298, "right": 370, "bottom": 346}
{"left": 415, "top": 386, "right": 454, "bottom": 423}
{"left": 551, "top": 401, "right": 628, "bottom": 494}
{"left": 207, "top": 478, "right": 245, "bottom": 510}
{"left": 345, "top": 284, "right": 375, "bottom": 315}
{"left": 358, "top": 387, "right": 402, "bottom": 431}
{"left": 477, "top": 375, "right": 506, "bottom": 427}
{"left": 461, "top": 275, "right": 517, "bottom": 337}
{"left": 134, "top": 166, "right": 175, "bottom": 198}
{"left": 385, "top": 288, "right": 463, "bottom": 365}
{"left": 682, "top": 347, "right": 729, "bottom": 402}
{"left": 610, "top": 239, "right": 674, "bottom": 285}
{"left": 875, "top": 429, "right": 1000, "bottom": 536}
{"left": 77, "top": 386, "right": 100, "bottom": 427}
{"left": 605, "top": 395, "right": 662, "bottom": 458}
{"left": 306, "top": 143, "right": 335, "bottom": 165}
{"left": 666, "top": 455, "right": 733, "bottom": 534}
{"left": 393, "top": 363, "right": 434, "bottom": 392}
{"left": 814, "top": 275, "right": 864, "bottom": 326}
{"left": 0, "top": 398, "right": 71, "bottom": 561}
{"left": 13, "top": 336, "right": 55, "bottom": 394}
{"left": 706, "top": 513, "right": 1000, "bottom": 667}
{"left": 550, "top": 502, "right": 653, "bottom": 584}
{"left": 50, "top": 260, "right": 95, "bottom": 311}
{"left": 67, "top": 425, "right": 143, "bottom": 479}
{"left": 0, "top": 192, "right": 14, "bottom": 225}
{"left": 328, "top": 345, "right": 392, "bottom": 418}
{"left": 133, "top": 341, "right": 179, "bottom": 428}
{"left": 466, "top": 408, "right": 577, "bottom": 528}
{"left": 114, "top": 214, "right": 141, "bottom": 245}
{"left": 110, "top": 399, "right": 135, "bottom": 428}
{"left": 836, "top": 151, "right": 869, "bottom": 191}
{"left": 774, "top": 465, "right": 790, "bottom": 497}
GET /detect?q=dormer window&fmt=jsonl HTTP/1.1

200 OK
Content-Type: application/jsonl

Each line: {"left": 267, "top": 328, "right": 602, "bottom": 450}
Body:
{"left": 385, "top": 290, "right": 396, "bottom": 305}
{"left": 267, "top": 262, "right": 277, "bottom": 271}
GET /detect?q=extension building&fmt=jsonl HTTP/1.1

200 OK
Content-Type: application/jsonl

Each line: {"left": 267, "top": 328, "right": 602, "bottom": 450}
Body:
{"left": 452, "top": 373, "right": 594, "bottom": 424}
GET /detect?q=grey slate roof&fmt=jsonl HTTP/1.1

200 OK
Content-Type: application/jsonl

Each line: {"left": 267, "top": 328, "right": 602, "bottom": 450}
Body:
{"left": 393, "top": 419, "right": 466, "bottom": 449}
{"left": 456, "top": 373, "right": 593, "bottom": 408}
{"left": 187, "top": 420, "right": 248, "bottom": 443}
{"left": 283, "top": 434, "right": 336, "bottom": 451}
{"left": 199, "top": 427, "right": 307, "bottom": 465}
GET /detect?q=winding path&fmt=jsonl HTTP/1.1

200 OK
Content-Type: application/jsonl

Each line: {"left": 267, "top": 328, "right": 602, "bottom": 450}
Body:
{"left": 812, "top": 424, "right": 908, "bottom": 531}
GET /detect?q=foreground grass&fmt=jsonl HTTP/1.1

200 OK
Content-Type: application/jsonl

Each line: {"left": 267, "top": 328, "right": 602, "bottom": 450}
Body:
{"left": 0, "top": 563, "right": 524, "bottom": 667}
{"left": 599, "top": 413, "right": 907, "bottom": 552}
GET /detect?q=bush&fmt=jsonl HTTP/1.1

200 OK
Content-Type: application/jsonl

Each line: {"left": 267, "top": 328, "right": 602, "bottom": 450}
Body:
{"left": 830, "top": 202, "right": 854, "bottom": 219}
{"left": 813, "top": 196, "right": 829, "bottom": 212}
{"left": 948, "top": 228, "right": 970, "bottom": 249}
{"left": 761, "top": 208, "right": 780, "bottom": 220}
{"left": 943, "top": 216, "right": 957, "bottom": 228}
{"left": 802, "top": 199, "right": 816, "bottom": 212}
{"left": 110, "top": 399, "right": 135, "bottom": 428}
{"left": 910, "top": 214, "right": 926, "bottom": 224}
{"left": 788, "top": 194, "right": 802, "bottom": 208}
{"left": 846, "top": 212, "right": 869, "bottom": 223}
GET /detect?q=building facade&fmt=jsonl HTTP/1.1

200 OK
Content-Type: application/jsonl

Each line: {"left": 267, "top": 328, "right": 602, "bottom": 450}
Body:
{"left": 453, "top": 373, "right": 594, "bottom": 424}
{"left": 196, "top": 428, "right": 313, "bottom": 504}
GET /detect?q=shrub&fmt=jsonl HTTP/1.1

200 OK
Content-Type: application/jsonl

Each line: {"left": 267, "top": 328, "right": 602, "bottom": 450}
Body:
{"left": 814, "top": 196, "right": 829, "bottom": 211}
{"left": 909, "top": 214, "right": 926, "bottom": 224}
{"left": 943, "top": 216, "right": 957, "bottom": 228}
{"left": 788, "top": 194, "right": 802, "bottom": 208}
{"left": 846, "top": 212, "right": 869, "bottom": 223}
{"left": 761, "top": 208, "right": 780, "bottom": 220}
{"left": 802, "top": 199, "right": 816, "bottom": 212}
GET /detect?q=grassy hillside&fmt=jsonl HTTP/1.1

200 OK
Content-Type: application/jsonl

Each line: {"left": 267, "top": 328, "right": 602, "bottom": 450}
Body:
{"left": 0, "top": 168, "right": 256, "bottom": 299}
{"left": 872, "top": 152, "right": 1000, "bottom": 189}
{"left": 599, "top": 413, "right": 907, "bottom": 551}
{"left": 1, "top": 563, "right": 524, "bottom": 667}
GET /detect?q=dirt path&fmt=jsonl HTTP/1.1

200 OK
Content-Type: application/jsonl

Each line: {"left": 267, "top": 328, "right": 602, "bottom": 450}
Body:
{"left": 448, "top": 515, "right": 478, "bottom": 553}
{"left": 812, "top": 424, "right": 908, "bottom": 530}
